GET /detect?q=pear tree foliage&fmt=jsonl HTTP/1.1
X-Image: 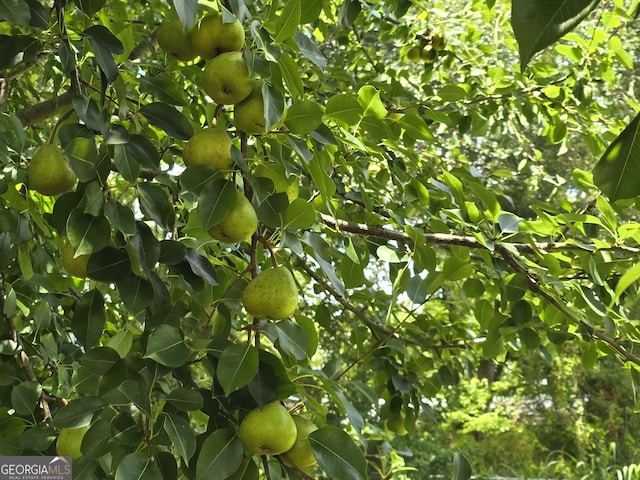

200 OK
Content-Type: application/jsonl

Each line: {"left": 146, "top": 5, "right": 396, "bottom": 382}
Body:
{"left": 1, "top": 0, "right": 640, "bottom": 478}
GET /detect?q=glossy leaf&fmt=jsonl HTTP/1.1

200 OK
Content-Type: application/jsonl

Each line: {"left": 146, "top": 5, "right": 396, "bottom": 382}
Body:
{"left": 72, "top": 289, "right": 106, "bottom": 348}
{"left": 164, "top": 413, "right": 196, "bottom": 465}
{"left": 217, "top": 343, "right": 259, "bottom": 396}
{"left": 284, "top": 100, "right": 323, "bottom": 134}
{"left": 115, "top": 453, "right": 163, "bottom": 480}
{"left": 511, "top": 0, "right": 600, "bottom": 68}
{"left": 195, "top": 429, "right": 244, "bottom": 480}
{"left": 146, "top": 325, "right": 190, "bottom": 367}
{"left": 309, "top": 426, "right": 367, "bottom": 480}
{"left": 593, "top": 112, "right": 640, "bottom": 201}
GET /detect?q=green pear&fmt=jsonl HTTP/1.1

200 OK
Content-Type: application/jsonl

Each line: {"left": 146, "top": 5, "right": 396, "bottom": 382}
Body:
{"left": 242, "top": 266, "right": 298, "bottom": 320}
{"left": 202, "top": 51, "right": 255, "bottom": 105}
{"left": 183, "top": 127, "right": 234, "bottom": 171}
{"left": 208, "top": 189, "right": 257, "bottom": 243}
{"left": 157, "top": 18, "right": 196, "bottom": 61}
{"left": 238, "top": 402, "right": 297, "bottom": 456}
{"left": 281, "top": 415, "right": 318, "bottom": 467}
{"left": 56, "top": 425, "right": 90, "bottom": 459}
{"left": 28, "top": 144, "right": 77, "bottom": 196}
{"left": 406, "top": 46, "right": 422, "bottom": 62}
{"left": 234, "top": 81, "right": 267, "bottom": 135}
{"left": 190, "top": 12, "right": 245, "bottom": 59}
{"left": 60, "top": 239, "right": 91, "bottom": 278}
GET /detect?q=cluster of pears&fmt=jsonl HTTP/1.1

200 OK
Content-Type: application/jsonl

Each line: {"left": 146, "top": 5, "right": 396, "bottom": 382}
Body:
{"left": 27, "top": 144, "right": 77, "bottom": 196}
{"left": 238, "top": 402, "right": 318, "bottom": 468}
{"left": 405, "top": 32, "right": 447, "bottom": 64}
{"left": 157, "top": 10, "right": 267, "bottom": 135}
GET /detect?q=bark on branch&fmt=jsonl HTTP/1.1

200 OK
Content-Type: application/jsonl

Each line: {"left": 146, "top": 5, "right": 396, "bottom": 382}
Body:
{"left": 320, "top": 213, "right": 640, "bottom": 367}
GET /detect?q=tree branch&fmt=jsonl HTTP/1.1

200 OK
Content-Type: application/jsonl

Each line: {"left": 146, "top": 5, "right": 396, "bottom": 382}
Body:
{"left": 320, "top": 214, "right": 640, "bottom": 367}
{"left": 319, "top": 214, "right": 640, "bottom": 256}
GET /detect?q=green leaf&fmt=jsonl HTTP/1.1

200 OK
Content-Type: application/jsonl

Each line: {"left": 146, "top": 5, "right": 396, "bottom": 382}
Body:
{"left": 271, "top": 319, "right": 309, "bottom": 360}
{"left": 139, "top": 76, "right": 186, "bottom": 106}
{"left": 0, "top": 0, "right": 31, "bottom": 26}
{"left": 113, "top": 144, "right": 140, "bottom": 182}
{"left": 274, "top": 0, "right": 300, "bottom": 44}
{"left": 138, "top": 182, "right": 176, "bottom": 230}
{"left": 285, "top": 198, "right": 316, "bottom": 229}
{"left": 309, "top": 426, "right": 367, "bottom": 480}
{"left": 75, "top": 0, "right": 106, "bottom": 16}
{"left": 86, "top": 246, "right": 134, "bottom": 282}
{"left": 81, "top": 420, "right": 111, "bottom": 458}
{"left": 65, "top": 136, "right": 100, "bottom": 182}
{"left": 195, "top": 429, "right": 244, "bottom": 480}
{"left": 326, "top": 94, "right": 363, "bottom": 126}
{"left": 593, "top": 112, "right": 640, "bottom": 201}
{"left": 118, "top": 276, "right": 154, "bottom": 313}
{"left": 284, "top": 100, "right": 323, "bottom": 134}
{"left": 615, "top": 261, "right": 640, "bottom": 299}
{"left": 146, "top": 324, "right": 190, "bottom": 367}
{"left": 54, "top": 396, "right": 105, "bottom": 428}
{"left": 165, "top": 388, "right": 204, "bottom": 411}
{"left": 11, "top": 380, "right": 41, "bottom": 416}
{"left": 227, "top": 458, "right": 259, "bottom": 480}
{"left": 66, "top": 210, "right": 110, "bottom": 256}
{"left": 115, "top": 453, "right": 163, "bottom": 480}
{"left": 164, "top": 413, "right": 196, "bottom": 465}
{"left": 83, "top": 25, "right": 124, "bottom": 54}
{"left": 174, "top": 0, "right": 198, "bottom": 30}
{"left": 453, "top": 450, "right": 472, "bottom": 480}
{"left": 294, "top": 31, "right": 326, "bottom": 69}
{"left": 511, "top": 0, "right": 600, "bottom": 69}
{"left": 338, "top": 0, "right": 361, "bottom": 29}
{"left": 126, "top": 134, "right": 160, "bottom": 169}
{"left": 263, "top": 83, "right": 285, "bottom": 132}
{"left": 197, "top": 179, "right": 236, "bottom": 230}
{"left": 217, "top": 343, "right": 259, "bottom": 396}
{"left": 279, "top": 54, "right": 304, "bottom": 100}
{"left": 72, "top": 289, "right": 105, "bottom": 348}
{"left": 80, "top": 346, "right": 120, "bottom": 375}
{"left": 358, "top": 85, "right": 387, "bottom": 119}
{"left": 139, "top": 103, "right": 194, "bottom": 140}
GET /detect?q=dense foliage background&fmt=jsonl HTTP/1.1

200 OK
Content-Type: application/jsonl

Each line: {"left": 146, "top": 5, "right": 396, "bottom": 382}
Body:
{"left": 2, "top": 0, "right": 640, "bottom": 478}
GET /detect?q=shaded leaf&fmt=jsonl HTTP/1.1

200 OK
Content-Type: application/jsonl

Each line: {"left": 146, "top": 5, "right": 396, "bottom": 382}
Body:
{"left": 0, "top": 0, "right": 31, "bottom": 26}
{"left": 72, "top": 289, "right": 105, "bottom": 348}
{"left": 453, "top": 450, "right": 472, "bottom": 480}
{"left": 115, "top": 453, "right": 162, "bottom": 480}
{"left": 86, "top": 246, "right": 134, "bottom": 282}
{"left": 140, "top": 103, "right": 194, "bottom": 140}
{"left": 511, "top": 0, "right": 600, "bottom": 68}
{"left": 54, "top": 396, "right": 105, "bottom": 428}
